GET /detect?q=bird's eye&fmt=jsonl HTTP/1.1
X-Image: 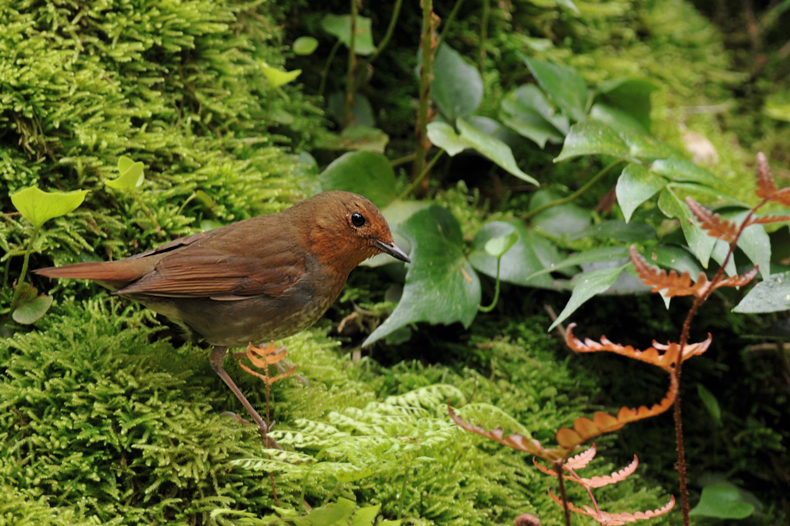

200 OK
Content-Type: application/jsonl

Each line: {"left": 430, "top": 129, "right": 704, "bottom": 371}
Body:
{"left": 350, "top": 212, "right": 366, "bottom": 227}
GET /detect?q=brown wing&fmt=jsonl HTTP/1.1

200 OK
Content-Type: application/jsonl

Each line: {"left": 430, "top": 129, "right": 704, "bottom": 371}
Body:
{"left": 115, "top": 246, "right": 305, "bottom": 299}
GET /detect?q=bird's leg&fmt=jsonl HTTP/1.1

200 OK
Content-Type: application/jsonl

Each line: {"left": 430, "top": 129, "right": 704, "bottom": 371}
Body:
{"left": 209, "top": 345, "right": 281, "bottom": 449}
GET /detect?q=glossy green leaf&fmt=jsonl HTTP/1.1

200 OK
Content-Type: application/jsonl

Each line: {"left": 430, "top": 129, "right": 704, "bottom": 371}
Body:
{"left": 364, "top": 205, "right": 481, "bottom": 346}
{"left": 647, "top": 245, "right": 704, "bottom": 276}
{"left": 106, "top": 156, "right": 145, "bottom": 190}
{"left": 529, "top": 189, "right": 591, "bottom": 236}
{"left": 591, "top": 103, "right": 648, "bottom": 135}
{"left": 349, "top": 505, "right": 381, "bottom": 526}
{"left": 734, "top": 270, "right": 790, "bottom": 313}
{"left": 619, "top": 128, "right": 678, "bottom": 162}
{"left": 658, "top": 187, "right": 715, "bottom": 268}
{"left": 318, "top": 151, "right": 397, "bottom": 209}
{"left": 427, "top": 119, "right": 538, "bottom": 185}
{"left": 259, "top": 61, "right": 301, "bottom": 88}
{"left": 725, "top": 210, "right": 770, "bottom": 277}
{"left": 12, "top": 294, "right": 53, "bottom": 325}
{"left": 565, "top": 219, "right": 657, "bottom": 242}
{"left": 315, "top": 126, "right": 389, "bottom": 153}
{"left": 427, "top": 122, "right": 466, "bottom": 155}
{"left": 651, "top": 158, "right": 723, "bottom": 188}
{"left": 549, "top": 264, "right": 628, "bottom": 331}
{"left": 321, "top": 14, "right": 375, "bottom": 55}
{"left": 554, "top": 120, "right": 631, "bottom": 162}
{"left": 522, "top": 55, "right": 589, "bottom": 122}
{"left": 306, "top": 498, "right": 357, "bottom": 526}
{"left": 597, "top": 78, "right": 658, "bottom": 133}
{"left": 10, "top": 186, "right": 89, "bottom": 228}
{"left": 616, "top": 162, "right": 668, "bottom": 222}
{"left": 468, "top": 221, "right": 563, "bottom": 289}
{"left": 696, "top": 383, "right": 722, "bottom": 427}
{"left": 432, "top": 43, "right": 483, "bottom": 120}
{"left": 524, "top": 246, "right": 629, "bottom": 281}
{"left": 690, "top": 485, "right": 755, "bottom": 519}
{"left": 293, "top": 36, "right": 318, "bottom": 55}
{"left": 500, "top": 84, "right": 568, "bottom": 148}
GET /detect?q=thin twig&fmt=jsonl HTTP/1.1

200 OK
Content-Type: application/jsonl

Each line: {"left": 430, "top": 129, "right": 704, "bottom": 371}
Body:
{"left": 359, "top": 0, "right": 404, "bottom": 68}
{"left": 524, "top": 160, "right": 626, "bottom": 220}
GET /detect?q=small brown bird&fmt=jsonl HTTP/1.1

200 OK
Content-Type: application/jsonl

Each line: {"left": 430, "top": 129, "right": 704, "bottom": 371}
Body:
{"left": 36, "top": 191, "right": 410, "bottom": 441}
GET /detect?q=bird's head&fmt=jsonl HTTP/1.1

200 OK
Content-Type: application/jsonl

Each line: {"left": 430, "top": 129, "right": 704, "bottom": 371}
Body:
{"left": 296, "top": 191, "right": 411, "bottom": 276}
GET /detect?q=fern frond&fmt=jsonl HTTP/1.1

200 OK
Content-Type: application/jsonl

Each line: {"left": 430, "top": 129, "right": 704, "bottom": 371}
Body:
{"left": 548, "top": 490, "right": 675, "bottom": 525}
{"left": 685, "top": 197, "right": 739, "bottom": 242}
{"left": 565, "top": 323, "right": 712, "bottom": 370}
{"left": 630, "top": 246, "right": 710, "bottom": 298}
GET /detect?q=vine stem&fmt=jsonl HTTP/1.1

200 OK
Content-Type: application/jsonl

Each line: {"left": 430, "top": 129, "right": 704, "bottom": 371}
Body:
{"left": 672, "top": 198, "right": 767, "bottom": 525}
{"left": 523, "top": 159, "right": 625, "bottom": 220}
{"left": 400, "top": 149, "right": 444, "bottom": 199}
{"left": 435, "top": 0, "right": 465, "bottom": 54}
{"left": 343, "top": 0, "right": 358, "bottom": 128}
{"left": 10, "top": 224, "right": 42, "bottom": 309}
{"left": 479, "top": 0, "right": 490, "bottom": 73}
{"left": 359, "top": 0, "right": 404, "bottom": 69}
{"left": 478, "top": 256, "right": 502, "bottom": 312}
{"left": 318, "top": 39, "right": 342, "bottom": 99}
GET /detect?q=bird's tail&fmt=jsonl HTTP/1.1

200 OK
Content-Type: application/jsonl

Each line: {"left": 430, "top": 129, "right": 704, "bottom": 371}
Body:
{"left": 35, "top": 261, "right": 144, "bottom": 284}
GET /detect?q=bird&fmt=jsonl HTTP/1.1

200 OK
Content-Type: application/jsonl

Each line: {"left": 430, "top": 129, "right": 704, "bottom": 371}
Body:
{"left": 36, "top": 190, "right": 411, "bottom": 443}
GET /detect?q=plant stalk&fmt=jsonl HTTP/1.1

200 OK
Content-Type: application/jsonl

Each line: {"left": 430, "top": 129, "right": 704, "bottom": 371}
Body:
{"left": 10, "top": 224, "right": 42, "bottom": 309}
{"left": 413, "top": 0, "right": 439, "bottom": 188}
{"left": 672, "top": 199, "right": 766, "bottom": 525}
{"left": 360, "top": 0, "right": 404, "bottom": 68}
{"left": 318, "top": 39, "right": 343, "bottom": 99}
{"left": 435, "top": 0, "right": 466, "bottom": 54}
{"left": 343, "top": 0, "right": 359, "bottom": 128}
{"left": 401, "top": 150, "right": 444, "bottom": 199}
{"left": 479, "top": 0, "right": 490, "bottom": 73}
{"left": 478, "top": 257, "right": 502, "bottom": 312}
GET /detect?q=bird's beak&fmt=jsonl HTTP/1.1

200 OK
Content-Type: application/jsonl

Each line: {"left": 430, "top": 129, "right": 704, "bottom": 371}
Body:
{"left": 374, "top": 239, "right": 411, "bottom": 263}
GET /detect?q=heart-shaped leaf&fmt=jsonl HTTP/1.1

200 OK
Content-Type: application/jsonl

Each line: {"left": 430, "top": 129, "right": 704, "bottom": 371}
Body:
{"left": 431, "top": 43, "right": 483, "bottom": 120}
{"left": 689, "top": 485, "right": 755, "bottom": 519}
{"left": 12, "top": 294, "right": 53, "bottom": 324}
{"left": 293, "top": 36, "right": 319, "bottom": 55}
{"left": 10, "top": 186, "right": 89, "bottom": 228}
{"left": 259, "top": 61, "right": 301, "bottom": 88}
{"left": 321, "top": 14, "right": 375, "bottom": 55}
{"left": 318, "top": 151, "right": 397, "bottom": 209}
{"left": 484, "top": 231, "right": 518, "bottom": 258}
{"left": 468, "top": 221, "right": 563, "bottom": 289}
{"left": 106, "top": 156, "right": 145, "bottom": 190}
{"left": 364, "top": 205, "right": 481, "bottom": 346}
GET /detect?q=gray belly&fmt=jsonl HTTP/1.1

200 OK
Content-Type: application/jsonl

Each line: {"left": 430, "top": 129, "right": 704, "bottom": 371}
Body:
{"left": 127, "top": 279, "right": 340, "bottom": 348}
